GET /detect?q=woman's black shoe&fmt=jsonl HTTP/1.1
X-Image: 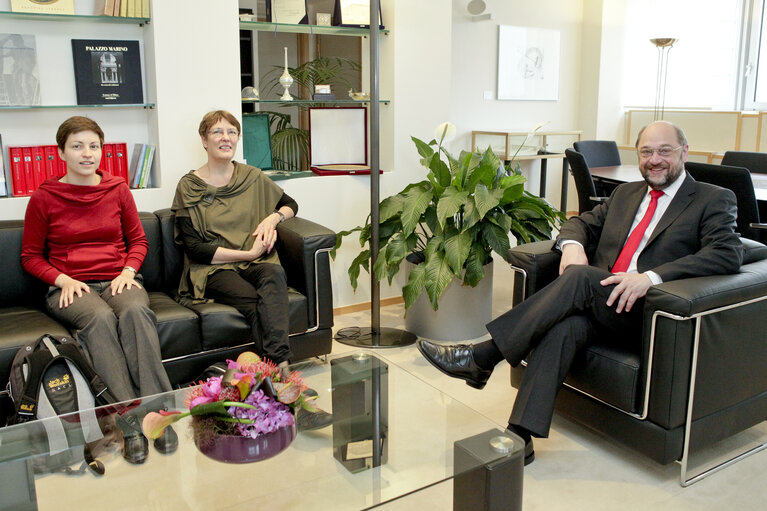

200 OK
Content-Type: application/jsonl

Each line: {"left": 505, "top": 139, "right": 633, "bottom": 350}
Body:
{"left": 117, "top": 414, "right": 149, "bottom": 464}
{"left": 153, "top": 425, "right": 178, "bottom": 454}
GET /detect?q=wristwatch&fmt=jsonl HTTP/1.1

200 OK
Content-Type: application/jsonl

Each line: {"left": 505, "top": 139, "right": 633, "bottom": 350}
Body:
{"left": 124, "top": 266, "right": 137, "bottom": 274}
{"left": 275, "top": 210, "right": 286, "bottom": 223}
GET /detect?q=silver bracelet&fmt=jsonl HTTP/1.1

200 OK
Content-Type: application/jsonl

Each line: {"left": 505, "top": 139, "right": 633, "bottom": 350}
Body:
{"left": 124, "top": 266, "right": 137, "bottom": 274}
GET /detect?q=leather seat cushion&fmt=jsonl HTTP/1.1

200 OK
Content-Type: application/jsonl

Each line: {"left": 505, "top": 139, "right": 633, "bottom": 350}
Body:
{"left": 563, "top": 342, "right": 642, "bottom": 414}
{"left": 0, "top": 307, "right": 71, "bottom": 386}
{"left": 149, "top": 292, "right": 203, "bottom": 359}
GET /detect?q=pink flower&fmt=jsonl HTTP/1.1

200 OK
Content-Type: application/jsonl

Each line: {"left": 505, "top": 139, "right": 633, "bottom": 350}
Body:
{"left": 142, "top": 410, "right": 183, "bottom": 439}
{"left": 189, "top": 395, "right": 215, "bottom": 409}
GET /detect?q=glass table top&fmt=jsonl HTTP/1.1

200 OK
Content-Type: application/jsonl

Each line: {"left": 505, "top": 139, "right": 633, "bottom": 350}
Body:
{"left": 0, "top": 351, "right": 517, "bottom": 510}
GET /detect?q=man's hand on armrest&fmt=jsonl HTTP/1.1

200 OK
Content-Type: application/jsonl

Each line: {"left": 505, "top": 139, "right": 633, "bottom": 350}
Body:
{"left": 559, "top": 241, "right": 589, "bottom": 274}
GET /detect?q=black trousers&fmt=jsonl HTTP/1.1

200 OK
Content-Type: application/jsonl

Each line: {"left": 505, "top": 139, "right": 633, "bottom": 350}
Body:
{"left": 205, "top": 263, "right": 292, "bottom": 364}
{"left": 486, "top": 265, "right": 643, "bottom": 437}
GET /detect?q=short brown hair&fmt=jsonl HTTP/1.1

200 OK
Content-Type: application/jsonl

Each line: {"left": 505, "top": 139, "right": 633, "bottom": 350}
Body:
{"left": 635, "top": 121, "right": 688, "bottom": 148}
{"left": 56, "top": 116, "right": 105, "bottom": 150}
{"left": 198, "top": 110, "right": 241, "bottom": 137}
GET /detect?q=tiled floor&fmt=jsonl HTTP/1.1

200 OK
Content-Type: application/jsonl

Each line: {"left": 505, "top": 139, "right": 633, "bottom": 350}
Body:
{"left": 329, "top": 261, "right": 767, "bottom": 510}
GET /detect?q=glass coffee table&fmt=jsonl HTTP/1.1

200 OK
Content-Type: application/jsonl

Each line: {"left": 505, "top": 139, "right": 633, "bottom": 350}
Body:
{"left": 0, "top": 351, "right": 522, "bottom": 510}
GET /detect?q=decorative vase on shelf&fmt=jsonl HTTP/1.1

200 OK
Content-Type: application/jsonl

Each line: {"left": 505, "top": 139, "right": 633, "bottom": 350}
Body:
{"left": 280, "top": 46, "right": 294, "bottom": 101}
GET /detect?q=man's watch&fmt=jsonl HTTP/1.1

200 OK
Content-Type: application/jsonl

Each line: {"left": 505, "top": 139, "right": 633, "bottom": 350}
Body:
{"left": 124, "top": 266, "right": 137, "bottom": 274}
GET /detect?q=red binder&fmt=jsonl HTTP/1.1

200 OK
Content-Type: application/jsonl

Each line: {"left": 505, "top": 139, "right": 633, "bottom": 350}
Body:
{"left": 31, "top": 146, "right": 46, "bottom": 190}
{"left": 43, "top": 146, "right": 58, "bottom": 180}
{"left": 22, "top": 147, "right": 34, "bottom": 195}
{"left": 101, "top": 143, "right": 115, "bottom": 175}
{"left": 114, "top": 142, "right": 128, "bottom": 183}
{"left": 9, "top": 147, "right": 25, "bottom": 197}
{"left": 55, "top": 150, "right": 67, "bottom": 177}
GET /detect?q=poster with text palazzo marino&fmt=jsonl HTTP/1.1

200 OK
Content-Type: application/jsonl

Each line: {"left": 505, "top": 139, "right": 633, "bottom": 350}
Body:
{"left": 71, "top": 39, "right": 144, "bottom": 105}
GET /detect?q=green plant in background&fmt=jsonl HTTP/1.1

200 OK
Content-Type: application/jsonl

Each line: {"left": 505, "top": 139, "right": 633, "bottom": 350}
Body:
{"left": 261, "top": 56, "right": 361, "bottom": 99}
{"left": 333, "top": 123, "right": 566, "bottom": 311}
{"left": 259, "top": 57, "right": 361, "bottom": 171}
{"left": 260, "top": 111, "right": 310, "bottom": 171}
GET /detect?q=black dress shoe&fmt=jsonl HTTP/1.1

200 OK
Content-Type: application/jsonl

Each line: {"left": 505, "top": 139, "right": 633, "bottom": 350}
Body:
{"left": 522, "top": 437, "right": 535, "bottom": 466}
{"left": 153, "top": 425, "right": 178, "bottom": 454}
{"left": 117, "top": 414, "right": 149, "bottom": 465}
{"left": 416, "top": 340, "right": 493, "bottom": 389}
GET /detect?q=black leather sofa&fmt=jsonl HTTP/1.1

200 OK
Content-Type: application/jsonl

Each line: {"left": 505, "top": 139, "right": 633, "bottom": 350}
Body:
{"left": 507, "top": 238, "right": 767, "bottom": 483}
{"left": 0, "top": 209, "right": 335, "bottom": 417}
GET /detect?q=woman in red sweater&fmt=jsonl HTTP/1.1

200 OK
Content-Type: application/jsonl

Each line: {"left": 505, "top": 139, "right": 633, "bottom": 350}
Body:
{"left": 20, "top": 116, "right": 174, "bottom": 463}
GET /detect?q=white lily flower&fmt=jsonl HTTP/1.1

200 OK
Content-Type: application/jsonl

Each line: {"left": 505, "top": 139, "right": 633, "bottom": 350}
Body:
{"left": 434, "top": 122, "right": 457, "bottom": 144}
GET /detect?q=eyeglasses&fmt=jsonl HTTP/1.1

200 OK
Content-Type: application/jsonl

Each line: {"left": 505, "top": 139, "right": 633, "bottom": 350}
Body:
{"left": 638, "top": 146, "right": 682, "bottom": 159}
{"left": 208, "top": 129, "right": 239, "bottom": 138}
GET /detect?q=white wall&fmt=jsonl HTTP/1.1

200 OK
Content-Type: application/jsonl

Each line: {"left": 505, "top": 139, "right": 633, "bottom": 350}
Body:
{"left": 448, "top": 0, "right": 584, "bottom": 211}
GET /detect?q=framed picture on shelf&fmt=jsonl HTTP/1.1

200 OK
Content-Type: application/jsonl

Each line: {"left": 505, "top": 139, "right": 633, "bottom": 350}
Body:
{"left": 333, "top": 0, "right": 383, "bottom": 28}
{"left": 267, "top": 0, "right": 308, "bottom": 24}
{"left": 10, "top": 0, "right": 74, "bottom": 15}
{"left": 307, "top": 0, "right": 335, "bottom": 25}
{"left": 242, "top": 114, "right": 273, "bottom": 171}
{"left": 71, "top": 39, "right": 144, "bottom": 105}
{"left": 309, "top": 107, "right": 379, "bottom": 175}
{"left": 0, "top": 33, "right": 41, "bottom": 106}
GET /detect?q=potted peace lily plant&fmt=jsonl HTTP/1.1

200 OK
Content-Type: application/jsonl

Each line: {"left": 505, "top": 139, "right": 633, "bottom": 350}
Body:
{"left": 334, "top": 123, "right": 565, "bottom": 338}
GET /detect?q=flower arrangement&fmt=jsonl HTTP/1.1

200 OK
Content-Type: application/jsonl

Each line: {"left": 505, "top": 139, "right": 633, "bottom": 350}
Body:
{"left": 142, "top": 352, "right": 317, "bottom": 446}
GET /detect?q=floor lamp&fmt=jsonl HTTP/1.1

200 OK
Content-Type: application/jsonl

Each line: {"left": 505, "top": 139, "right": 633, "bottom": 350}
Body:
{"left": 651, "top": 37, "right": 677, "bottom": 121}
{"left": 336, "top": 1, "right": 416, "bottom": 348}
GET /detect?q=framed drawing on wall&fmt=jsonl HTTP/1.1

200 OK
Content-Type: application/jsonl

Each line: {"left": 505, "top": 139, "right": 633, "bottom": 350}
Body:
{"left": 497, "top": 25, "right": 560, "bottom": 101}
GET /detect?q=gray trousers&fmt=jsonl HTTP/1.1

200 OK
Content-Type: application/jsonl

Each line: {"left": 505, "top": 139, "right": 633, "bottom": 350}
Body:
{"left": 45, "top": 277, "right": 172, "bottom": 402}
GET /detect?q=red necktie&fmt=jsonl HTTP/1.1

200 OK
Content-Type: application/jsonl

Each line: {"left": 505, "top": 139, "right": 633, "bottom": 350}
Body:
{"left": 612, "top": 190, "right": 664, "bottom": 273}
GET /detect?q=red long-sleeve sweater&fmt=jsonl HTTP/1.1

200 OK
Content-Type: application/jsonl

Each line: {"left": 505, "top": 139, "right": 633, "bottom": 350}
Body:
{"left": 21, "top": 172, "right": 148, "bottom": 286}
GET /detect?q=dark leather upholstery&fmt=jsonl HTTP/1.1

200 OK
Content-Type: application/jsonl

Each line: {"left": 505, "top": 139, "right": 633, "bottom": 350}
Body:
{"left": 565, "top": 149, "right": 604, "bottom": 214}
{"left": 685, "top": 162, "right": 766, "bottom": 243}
{"left": 573, "top": 140, "right": 621, "bottom": 168}
{"left": 0, "top": 210, "right": 336, "bottom": 401}
{"left": 507, "top": 237, "right": 767, "bottom": 464}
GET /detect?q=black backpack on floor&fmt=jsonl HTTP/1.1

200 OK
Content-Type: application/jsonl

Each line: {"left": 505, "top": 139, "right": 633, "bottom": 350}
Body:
{"left": 5, "top": 334, "right": 119, "bottom": 476}
{"left": 7, "top": 334, "right": 116, "bottom": 424}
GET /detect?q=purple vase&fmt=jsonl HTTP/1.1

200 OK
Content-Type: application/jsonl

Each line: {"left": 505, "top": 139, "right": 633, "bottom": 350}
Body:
{"left": 195, "top": 424, "right": 296, "bottom": 463}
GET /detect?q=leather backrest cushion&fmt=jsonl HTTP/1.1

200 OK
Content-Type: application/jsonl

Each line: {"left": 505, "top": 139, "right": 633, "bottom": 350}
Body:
{"left": 139, "top": 212, "right": 163, "bottom": 291}
{"left": 742, "top": 237, "right": 767, "bottom": 264}
{"left": 155, "top": 208, "right": 184, "bottom": 294}
{"left": 0, "top": 220, "right": 48, "bottom": 307}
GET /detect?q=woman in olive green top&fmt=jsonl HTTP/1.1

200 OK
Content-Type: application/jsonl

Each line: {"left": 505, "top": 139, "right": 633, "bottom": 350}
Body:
{"left": 171, "top": 110, "right": 296, "bottom": 373}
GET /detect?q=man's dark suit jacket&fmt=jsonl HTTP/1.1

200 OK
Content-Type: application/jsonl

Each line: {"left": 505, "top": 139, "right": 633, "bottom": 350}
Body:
{"left": 558, "top": 173, "right": 744, "bottom": 280}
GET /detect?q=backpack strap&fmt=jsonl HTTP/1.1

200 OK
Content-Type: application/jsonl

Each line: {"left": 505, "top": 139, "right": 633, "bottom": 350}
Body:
{"left": 14, "top": 349, "right": 54, "bottom": 423}
{"left": 54, "top": 341, "right": 117, "bottom": 406}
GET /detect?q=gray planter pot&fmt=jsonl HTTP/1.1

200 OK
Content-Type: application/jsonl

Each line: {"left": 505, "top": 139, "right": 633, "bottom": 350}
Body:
{"left": 404, "top": 260, "right": 493, "bottom": 342}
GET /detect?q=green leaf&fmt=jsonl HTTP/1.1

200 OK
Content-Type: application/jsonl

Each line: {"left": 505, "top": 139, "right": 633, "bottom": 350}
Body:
{"left": 474, "top": 183, "right": 503, "bottom": 219}
{"left": 402, "top": 263, "right": 426, "bottom": 310}
{"left": 424, "top": 251, "right": 454, "bottom": 310}
{"left": 486, "top": 209, "right": 512, "bottom": 232}
{"left": 461, "top": 196, "right": 481, "bottom": 231}
{"left": 348, "top": 249, "right": 370, "bottom": 290}
{"left": 423, "top": 204, "right": 441, "bottom": 236}
{"left": 401, "top": 184, "right": 433, "bottom": 236}
{"left": 436, "top": 186, "right": 470, "bottom": 228}
{"left": 412, "top": 136, "right": 435, "bottom": 160}
{"left": 429, "top": 156, "right": 451, "bottom": 188}
{"left": 481, "top": 221, "right": 511, "bottom": 257}
{"left": 379, "top": 194, "right": 404, "bottom": 223}
{"left": 424, "top": 234, "right": 444, "bottom": 260}
{"left": 372, "top": 245, "right": 389, "bottom": 282}
{"left": 463, "top": 244, "right": 489, "bottom": 286}
{"left": 444, "top": 230, "right": 472, "bottom": 275}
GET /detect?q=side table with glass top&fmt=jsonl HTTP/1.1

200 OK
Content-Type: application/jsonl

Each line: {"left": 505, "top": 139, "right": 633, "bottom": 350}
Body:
{"left": 0, "top": 351, "right": 523, "bottom": 511}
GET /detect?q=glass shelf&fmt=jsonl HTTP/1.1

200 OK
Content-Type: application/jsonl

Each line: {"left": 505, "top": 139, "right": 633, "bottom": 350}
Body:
{"left": 243, "top": 99, "right": 389, "bottom": 105}
{"left": 0, "top": 103, "right": 155, "bottom": 110}
{"left": 0, "top": 10, "right": 148, "bottom": 24}
{"left": 239, "top": 20, "right": 388, "bottom": 37}
{"left": 263, "top": 170, "right": 314, "bottom": 181}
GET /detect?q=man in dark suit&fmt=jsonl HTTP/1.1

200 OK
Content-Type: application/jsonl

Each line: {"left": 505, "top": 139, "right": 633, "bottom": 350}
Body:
{"left": 417, "top": 121, "right": 743, "bottom": 465}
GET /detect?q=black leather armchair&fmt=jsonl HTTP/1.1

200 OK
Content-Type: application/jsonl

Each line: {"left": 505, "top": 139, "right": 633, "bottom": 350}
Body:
{"left": 506, "top": 238, "right": 767, "bottom": 485}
